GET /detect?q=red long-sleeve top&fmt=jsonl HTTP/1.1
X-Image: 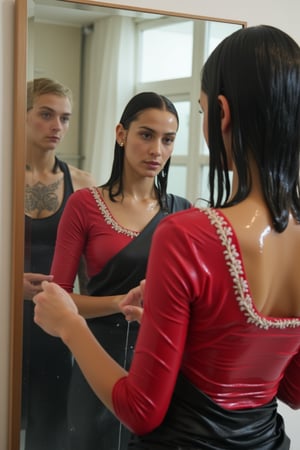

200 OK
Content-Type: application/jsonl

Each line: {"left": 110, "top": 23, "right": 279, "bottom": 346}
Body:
{"left": 51, "top": 187, "right": 135, "bottom": 291}
{"left": 112, "top": 207, "right": 300, "bottom": 435}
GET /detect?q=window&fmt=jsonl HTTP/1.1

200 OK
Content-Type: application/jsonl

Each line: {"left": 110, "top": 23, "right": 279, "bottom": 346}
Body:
{"left": 136, "top": 17, "right": 242, "bottom": 203}
{"left": 139, "top": 20, "right": 193, "bottom": 82}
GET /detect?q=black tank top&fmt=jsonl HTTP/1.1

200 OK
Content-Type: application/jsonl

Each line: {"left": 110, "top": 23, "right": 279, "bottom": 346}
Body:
{"left": 24, "top": 159, "right": 74, "bottom": 274}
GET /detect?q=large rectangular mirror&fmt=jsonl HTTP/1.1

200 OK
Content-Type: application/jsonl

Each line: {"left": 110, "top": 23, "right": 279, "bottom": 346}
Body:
{"left": 10, "top": 1, "right": 245, "bottom": 449}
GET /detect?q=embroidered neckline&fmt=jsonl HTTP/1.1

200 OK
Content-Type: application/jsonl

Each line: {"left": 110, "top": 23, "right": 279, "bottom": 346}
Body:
{"left": 202, "top": 208, "right": 300, "bottom": 330}
{"left": 90, "top": 187, "right": 139, "bottom": 238}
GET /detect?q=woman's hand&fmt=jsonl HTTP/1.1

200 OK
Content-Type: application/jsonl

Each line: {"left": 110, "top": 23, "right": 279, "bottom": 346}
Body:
{"left": 33, "top": 281, "right": 79, "bottom": 338}
{"left": 23, "top": 273, "right": 53, "bottom": 299}
{"left": 120, "top": 279, "right": 145, "bottom": 323}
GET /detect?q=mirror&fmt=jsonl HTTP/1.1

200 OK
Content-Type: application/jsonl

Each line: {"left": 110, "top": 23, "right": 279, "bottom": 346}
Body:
{"left": 10, "top": 1, "right": 246, "bottom": 449}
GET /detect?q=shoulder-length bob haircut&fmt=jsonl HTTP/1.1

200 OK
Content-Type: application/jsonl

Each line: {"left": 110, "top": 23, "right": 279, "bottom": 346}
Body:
{"left": 201, "top": 25, "right": 300, "bottom": 232}
{"left": 102, "top": 92, "right": 179, "bottom": 212}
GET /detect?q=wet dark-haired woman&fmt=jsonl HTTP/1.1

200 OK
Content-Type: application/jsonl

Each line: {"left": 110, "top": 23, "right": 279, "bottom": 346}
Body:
{"left": 50, "top": 91, "right": 191, "bottom": 449}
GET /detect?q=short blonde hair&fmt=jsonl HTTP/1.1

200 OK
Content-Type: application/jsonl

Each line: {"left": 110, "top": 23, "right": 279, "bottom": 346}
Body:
{"left": 27, "top": 78, "right": 73, "bottom": 111}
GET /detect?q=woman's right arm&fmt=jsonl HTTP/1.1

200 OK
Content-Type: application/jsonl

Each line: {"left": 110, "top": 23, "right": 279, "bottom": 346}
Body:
{"left": 51, "top": 191, "right": 125, "bottom": 318}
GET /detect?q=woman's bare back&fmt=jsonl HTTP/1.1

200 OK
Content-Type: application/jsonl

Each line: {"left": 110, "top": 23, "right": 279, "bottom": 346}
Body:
{"left": 221, "top": 200, "right": 300, "bottom": 319}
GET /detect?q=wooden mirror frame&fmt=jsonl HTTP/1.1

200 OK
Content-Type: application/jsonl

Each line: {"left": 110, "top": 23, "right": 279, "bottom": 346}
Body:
{"left": 9, "top": 1, "right": 246, "bottom": 449}
{"left": 9, "top": 1, "right": 27, "bottom": 449}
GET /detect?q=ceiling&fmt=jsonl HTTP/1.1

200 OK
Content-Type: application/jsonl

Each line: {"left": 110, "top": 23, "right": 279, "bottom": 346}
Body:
{"left": 29, "top": 0, "right": 164, "bottom": 26}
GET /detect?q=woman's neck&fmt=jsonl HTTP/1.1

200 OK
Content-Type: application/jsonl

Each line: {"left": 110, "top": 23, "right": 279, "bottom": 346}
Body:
{"left": 120, "top": 177, "right": 157, "bottom": 201}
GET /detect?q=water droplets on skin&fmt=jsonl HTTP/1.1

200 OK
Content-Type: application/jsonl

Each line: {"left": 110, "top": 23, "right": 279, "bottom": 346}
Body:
{"left": 259, "top": 226, "right": 272, "bottom": 252}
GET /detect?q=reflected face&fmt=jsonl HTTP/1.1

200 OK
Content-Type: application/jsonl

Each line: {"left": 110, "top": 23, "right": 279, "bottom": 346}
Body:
{"left": 26, "top": 94, "right": 72, "bottom": 152}
{"left": 118, "top": 108, "right": 178, "bottom": 178}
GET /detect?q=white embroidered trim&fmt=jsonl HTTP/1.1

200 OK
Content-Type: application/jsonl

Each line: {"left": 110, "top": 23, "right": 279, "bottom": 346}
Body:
{"left": 203, "top": 208, "right": 300, "bottom": 330}
{"left": 90, "top": 187, "right": 139, "bottom": 238}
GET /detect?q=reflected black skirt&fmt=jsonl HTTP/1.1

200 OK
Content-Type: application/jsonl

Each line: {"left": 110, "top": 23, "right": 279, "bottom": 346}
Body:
{"left": 128, "top": 373, "right": 290, "bottom": 449}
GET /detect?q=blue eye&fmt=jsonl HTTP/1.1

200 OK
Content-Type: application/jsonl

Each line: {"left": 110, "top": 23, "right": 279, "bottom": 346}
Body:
{"left": 41, "top": 112, "right": 51, "bottom": 119}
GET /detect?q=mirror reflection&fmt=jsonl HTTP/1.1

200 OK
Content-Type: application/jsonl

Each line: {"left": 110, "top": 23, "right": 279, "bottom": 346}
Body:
{"left": 22, "top": 1, "right": 243, "bottom": 449}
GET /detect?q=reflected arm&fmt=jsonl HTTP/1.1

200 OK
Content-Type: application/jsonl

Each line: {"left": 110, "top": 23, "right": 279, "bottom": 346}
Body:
{"left": 51, "top": 188, "right": 128, "bottom": 318}
{"left": 70, "top": 292, "right": 125, "bottom": 318}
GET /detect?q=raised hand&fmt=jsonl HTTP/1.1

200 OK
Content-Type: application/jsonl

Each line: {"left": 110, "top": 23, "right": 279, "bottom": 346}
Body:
{"left": 120, "top": 279, "right": 145, "bottom": 323}
{"left": 23, "top": 273, "right": 54, "bottom": 299}
{"left": 33, "top": 281, "right": 79, "bottom": 337}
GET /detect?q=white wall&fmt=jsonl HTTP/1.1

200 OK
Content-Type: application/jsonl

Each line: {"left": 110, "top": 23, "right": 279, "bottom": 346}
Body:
{"left": 29, "top": 22, "right": 82, "bottom": 164}
{"left": 1, "top": 0, "right": 300, "bottom": 449}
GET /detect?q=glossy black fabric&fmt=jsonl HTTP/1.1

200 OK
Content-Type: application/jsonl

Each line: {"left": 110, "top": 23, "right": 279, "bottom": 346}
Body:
{"left": 128, "top": 373, "right": 290, "bottom": 450}
{"left": 67, "top": 194, "right": 191, "bottom": 450}
{"left": 22, "top": 159, "right": 74, "bottom": 450}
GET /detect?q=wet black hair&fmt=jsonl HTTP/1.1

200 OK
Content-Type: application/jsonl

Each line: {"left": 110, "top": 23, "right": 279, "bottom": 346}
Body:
{"left": 201, "top": 25, "right": 300, "bottom": 232}
{"left": 101, "top": 92, "right": 179, "bottom": 212}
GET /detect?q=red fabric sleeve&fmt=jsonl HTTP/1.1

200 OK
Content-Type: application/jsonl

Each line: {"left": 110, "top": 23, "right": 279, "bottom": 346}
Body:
{"left": 51, "top": 190, "right": 89, "bottom": 292}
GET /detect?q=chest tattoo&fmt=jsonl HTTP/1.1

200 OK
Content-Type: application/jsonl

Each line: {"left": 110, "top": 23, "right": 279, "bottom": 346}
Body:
{"left": 25, "top": 178, "right": 63, "bottom": 215}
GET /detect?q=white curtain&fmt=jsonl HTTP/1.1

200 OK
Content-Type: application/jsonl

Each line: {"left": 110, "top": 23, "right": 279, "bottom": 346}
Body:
{"left": 81, "top": 16, "right": 135, "bottom": 184}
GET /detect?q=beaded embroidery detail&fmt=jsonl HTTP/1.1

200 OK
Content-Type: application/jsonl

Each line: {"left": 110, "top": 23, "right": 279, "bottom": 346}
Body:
{"left": 90, "top": 187, "right": 139, "bottom": 238}
{"left": 202, "top": 208, "right": 300, "bottom": 330}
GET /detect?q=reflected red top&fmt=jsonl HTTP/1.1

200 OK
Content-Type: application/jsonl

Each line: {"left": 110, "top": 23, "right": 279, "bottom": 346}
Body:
{"left": 51, "top": 187, "right": 135, "bottom": 291}
{"left": 112, "top": 208, "right": 300, "bottom": 435}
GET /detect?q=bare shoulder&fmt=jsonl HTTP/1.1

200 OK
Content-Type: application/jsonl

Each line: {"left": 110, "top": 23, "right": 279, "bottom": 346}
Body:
{"left": 68, "top": 164, "right": 97, "bottom": 191}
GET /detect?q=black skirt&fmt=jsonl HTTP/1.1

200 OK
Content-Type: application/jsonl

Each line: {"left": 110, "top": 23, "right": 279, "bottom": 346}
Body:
{"left": 128, "top": 373, "right": 290, "bottom": 450}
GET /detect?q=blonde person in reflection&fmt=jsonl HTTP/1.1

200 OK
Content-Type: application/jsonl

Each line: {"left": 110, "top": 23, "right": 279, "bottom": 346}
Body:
{"left": 22, "top": 78, "right": 95, "bottom": 450}
{"left": 48, "top": 92, "right": 191, "bottom": 450}
{"left": 34, "top": 26, "right": 300, "bottom": 450}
